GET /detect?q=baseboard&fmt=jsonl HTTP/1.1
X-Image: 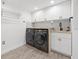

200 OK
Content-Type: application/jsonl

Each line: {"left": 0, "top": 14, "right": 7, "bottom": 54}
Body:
{"left": 51, "top": 49, "right": 71, "bottom": 58}
{"left": 1, "top": 43, "right": 26, "bottom": 55}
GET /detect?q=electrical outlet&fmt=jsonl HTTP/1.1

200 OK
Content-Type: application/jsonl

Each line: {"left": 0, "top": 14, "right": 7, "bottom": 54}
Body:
{"left": 2, "top": 41, "right": 6, "bottom": 45}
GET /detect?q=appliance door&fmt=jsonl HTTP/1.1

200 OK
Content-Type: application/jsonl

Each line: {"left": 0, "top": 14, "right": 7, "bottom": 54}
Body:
{"left": 34, "top": 30, "right": 48, "bottom": 53}
{"left": 26, "top": 28, "right": 34, "bottom": 46}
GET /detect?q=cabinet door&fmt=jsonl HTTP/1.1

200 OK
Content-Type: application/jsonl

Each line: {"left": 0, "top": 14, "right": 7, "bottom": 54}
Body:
{"left": 51, "top": 33, "right": 62, "bottom": 52}
{"left": 51, "top": 33, "right": 71, "bottom": 56}
{"left": 57, "top": 33, "right": 71, "bottom": 56}
{"left": 54, "top": 34, "right": 62, "bottom": 52}
{"left": 51, "top": 33, "right": 57, "bottom": 50}
{"left": 60, "top": 35, "right": 71, "bottom": 56}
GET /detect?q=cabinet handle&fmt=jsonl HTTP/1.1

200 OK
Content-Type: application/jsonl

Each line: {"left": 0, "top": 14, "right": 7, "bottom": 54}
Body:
{"left": 58, "top": 38, "right": 61, "bottom": 41}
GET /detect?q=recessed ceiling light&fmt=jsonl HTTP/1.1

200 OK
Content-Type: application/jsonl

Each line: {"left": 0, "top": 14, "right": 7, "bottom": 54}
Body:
{"left": 50, "top": 0, "right": 54, "bottom": 4}
{"left": 34, "top": 7, "right": 38, "bottom": 10}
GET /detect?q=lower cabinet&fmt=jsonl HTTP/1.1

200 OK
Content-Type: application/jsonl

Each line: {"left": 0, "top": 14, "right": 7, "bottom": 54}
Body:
{"left": 51, "top": 32, "right": 71, "bottom": 56}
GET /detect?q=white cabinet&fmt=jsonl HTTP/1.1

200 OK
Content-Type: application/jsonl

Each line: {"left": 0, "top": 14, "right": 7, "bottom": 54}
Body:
{"left": 51, "top": 32, "right": 71, "bottom": 56}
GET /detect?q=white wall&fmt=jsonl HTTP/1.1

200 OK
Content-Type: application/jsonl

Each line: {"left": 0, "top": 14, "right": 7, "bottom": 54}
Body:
{"left": 1, "top": 9, "right": 32, "bottom": 54}
{"left": 31, "top": 0, "right": 71, "bottom": 22}
{"left": 1, "top": 24, "right": 26, "bottom": 54}
{"left": 20, "top": 12, "right": 32, "bottom": 28}
{"left": 71, "top": 0, "right": 78, "bottom": 59}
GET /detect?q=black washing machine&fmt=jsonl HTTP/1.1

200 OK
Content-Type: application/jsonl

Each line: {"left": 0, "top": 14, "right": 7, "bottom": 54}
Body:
{"left": 26, "top": 28, "right": 49, "bottom": 53}
{"left": 26, "top": 28, "right": 35, "bottom": 46}
{"left": 34, "top": 29, "right": 48, "bottom": 53}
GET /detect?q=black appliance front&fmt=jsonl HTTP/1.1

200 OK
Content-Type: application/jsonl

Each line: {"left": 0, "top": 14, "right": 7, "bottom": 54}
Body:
{"left": 26, "top": 28, "right": 49, "bottom": 53}
{"left": 34, "top": 29, "right": 48, "bottom": 53}
{"left": 26, "top": 28, "right": 35, "bottom": 46}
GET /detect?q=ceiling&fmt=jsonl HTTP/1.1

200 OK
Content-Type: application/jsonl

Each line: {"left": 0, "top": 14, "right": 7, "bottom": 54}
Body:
{"left": 2, "top": 0, "right": 68, "bottom": 13}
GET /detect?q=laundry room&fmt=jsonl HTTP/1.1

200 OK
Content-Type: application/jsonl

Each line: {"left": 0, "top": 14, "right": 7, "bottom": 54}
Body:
{"left": 1, "top": 0, "right": 78, "bottom": 59}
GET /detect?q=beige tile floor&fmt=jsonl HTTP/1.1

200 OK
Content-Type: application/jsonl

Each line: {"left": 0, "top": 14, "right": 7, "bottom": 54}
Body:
{"left": 2, "top": 45, "right": 71, "bottom": 59}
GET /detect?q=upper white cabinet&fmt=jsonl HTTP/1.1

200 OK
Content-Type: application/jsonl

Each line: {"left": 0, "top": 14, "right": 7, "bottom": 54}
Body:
{"left": 51, "top": 32, "right": 71, "bottom": 56}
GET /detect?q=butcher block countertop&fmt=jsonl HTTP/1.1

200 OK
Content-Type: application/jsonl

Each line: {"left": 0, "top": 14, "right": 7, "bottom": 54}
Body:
{"left": 50, "top": 29, "right": 71, "bottom": 34}
{"left": 50, "top": 31, "right": 72, "bottom": 34}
